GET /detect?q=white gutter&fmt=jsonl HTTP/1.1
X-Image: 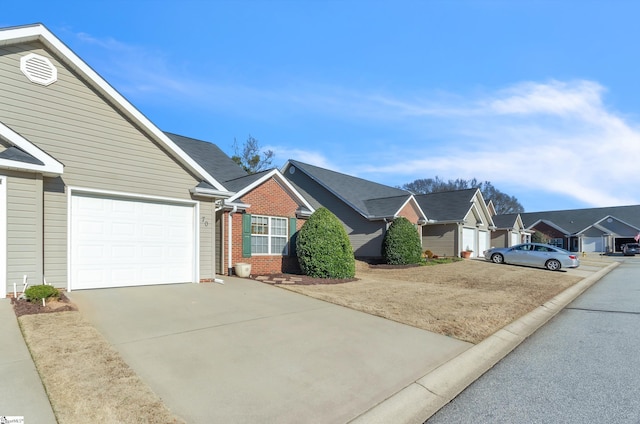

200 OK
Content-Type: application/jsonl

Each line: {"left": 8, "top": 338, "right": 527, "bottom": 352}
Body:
{"left": 190, "top": 187, "right": 234, "bottom": 199}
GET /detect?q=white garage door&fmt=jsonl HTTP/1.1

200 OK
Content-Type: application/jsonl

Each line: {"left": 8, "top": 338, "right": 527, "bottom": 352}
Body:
{"left": 462, "top": 227, "right": 476, "bottom": 257}
{"left": 70, "top": 193, "right": 196, "bottom": 290}
{"left": 510, "top": 232, "right": 520, "bottom": 246}
{"left": 582, "top": 236, "right": 604, "bottom": 252}
{"left": 478, "top": 231, "right": 489, "bottom": 257}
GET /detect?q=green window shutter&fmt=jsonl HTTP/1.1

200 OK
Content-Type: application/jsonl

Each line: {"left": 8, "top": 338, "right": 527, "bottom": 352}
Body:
{"left": 289, "top": 217, "right": 297, "bottom": 257}
{"left": 242, "top": 213, "right": 252, "bottom": 258}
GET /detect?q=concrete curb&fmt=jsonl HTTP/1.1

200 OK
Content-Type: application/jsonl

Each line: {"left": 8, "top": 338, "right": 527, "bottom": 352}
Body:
{"left": 349, "top": 261, "right": 620, "bottom": 424}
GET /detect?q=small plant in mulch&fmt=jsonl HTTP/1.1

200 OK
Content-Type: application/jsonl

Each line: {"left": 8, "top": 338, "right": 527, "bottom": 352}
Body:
{"left": 24, "top": 284, "right": 59, "bottom": 302}
{"left": 11, "top": 286, "right": 77, "bottom": 317}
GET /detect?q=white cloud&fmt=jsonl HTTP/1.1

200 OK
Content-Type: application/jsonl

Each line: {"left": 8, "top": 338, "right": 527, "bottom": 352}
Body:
{"left": 268, "top": 146, "right": 339, "bottom": 171}
{"left": 355, "top": 80, "right": 640, "bottom": 208}
{"left": 487, "top": 80, "right": 605, "bottom": 118}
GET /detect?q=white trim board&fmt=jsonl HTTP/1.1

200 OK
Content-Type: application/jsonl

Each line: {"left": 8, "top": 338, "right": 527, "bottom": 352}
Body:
{"left": 0, "top": 176, "right": 6, "bottom": 298}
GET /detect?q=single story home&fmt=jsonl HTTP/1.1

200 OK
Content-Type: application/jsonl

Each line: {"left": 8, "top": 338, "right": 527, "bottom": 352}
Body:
{"left": 514, "top": 205, "right": 640, "bottom": 253}
{"left": 0, "top": 24, "right": 235, "bottom": 296}
{"left": 281, "top": 160, "right": 427, "bottom": 259}
{"left": 166, "top": 133, "right": 314, "bottom": 275}
{"left": 414, "top": 188, "right": 495, "bottom": 258}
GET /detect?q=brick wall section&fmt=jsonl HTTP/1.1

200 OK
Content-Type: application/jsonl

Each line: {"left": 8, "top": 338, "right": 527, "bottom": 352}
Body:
{"left": 225, "top": 178, "right": 306, "bottom": 276}
{"left": 398, "top": 199, "right": 421, "bottom": 224}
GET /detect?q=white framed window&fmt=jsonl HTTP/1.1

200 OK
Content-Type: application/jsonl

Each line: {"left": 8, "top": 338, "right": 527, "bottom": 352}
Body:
{"left": 251, "top": 215, "right": 288, "bottom": 255}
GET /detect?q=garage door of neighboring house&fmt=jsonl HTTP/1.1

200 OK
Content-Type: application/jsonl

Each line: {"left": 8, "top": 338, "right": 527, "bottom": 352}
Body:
{"left": 70, "top": 192, "right": 197, "bottom": 290}
{"left": 582, "top": 237, "right": 603, "bottom": 252}
{"left": 462, "top": 227, "right": 476, "bottom": 257}
{"left": 478, "top": 230, "right": 489, "bottom": 257}
{"left": 510, "top": 232, "right": 520, "bottom": 247}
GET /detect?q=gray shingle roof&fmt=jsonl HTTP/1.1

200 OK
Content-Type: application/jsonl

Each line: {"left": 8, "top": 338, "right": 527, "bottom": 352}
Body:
{"left": 0, "top": 146, "right": 44, "bottom": 165}
{"left": 518, "top": 205, "right": 640, "bottom": 234}
{"left": 414, "top": 188, "right": 478, "bottom": 222}
{"left": 221, "top": 169, "right": 272, "bottom": 193}
{"left": 165, "top": 132, "right": 248, "bottom": 184}
{"left": 492, "top": 213, "right": 520, "bottom": 229}
{"left": 285, "top": 160, "right": 412, "bottom": 219}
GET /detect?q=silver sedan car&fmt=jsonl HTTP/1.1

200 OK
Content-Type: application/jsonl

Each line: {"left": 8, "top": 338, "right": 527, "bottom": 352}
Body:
{"left": 484, "top": 243, "right": 580, "bottom": 271}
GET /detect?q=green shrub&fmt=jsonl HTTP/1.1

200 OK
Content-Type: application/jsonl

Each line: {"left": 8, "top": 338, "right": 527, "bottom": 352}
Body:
{"left": 24, "top": 284, "right": 59, "bottom": 303}
{"left": 296, "top": 207, "right": 355, "bottom": 278}
{"left": 382, "top": 217, "right": 424, "bottom": 265}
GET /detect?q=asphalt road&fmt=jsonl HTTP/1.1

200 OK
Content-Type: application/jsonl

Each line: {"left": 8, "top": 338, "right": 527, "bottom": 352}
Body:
{"left": 427, "top": 257, "right": 640, "bottom": 424}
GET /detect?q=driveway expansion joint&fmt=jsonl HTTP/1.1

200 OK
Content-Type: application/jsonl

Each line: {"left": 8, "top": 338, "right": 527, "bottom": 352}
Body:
{"left": 114, "top": 304, "right": 337, "bottom": 345}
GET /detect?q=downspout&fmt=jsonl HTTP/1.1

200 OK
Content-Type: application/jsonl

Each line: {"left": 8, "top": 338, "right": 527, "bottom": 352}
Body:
{"left": 213, "top": 201, "right": 224, "bottom": 284}
{"left": 228, "top": 205, "right": 237, "bottom": 275}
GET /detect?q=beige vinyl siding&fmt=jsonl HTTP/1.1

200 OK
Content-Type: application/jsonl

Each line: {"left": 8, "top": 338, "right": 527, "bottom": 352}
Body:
{"left": 490, "top": 230, "right": 508, "bottom": 248}
{"left": 0, "top": 42, "right": 205, "bottom": 286}
{"left": 5, "top": 171, "right": 43, "bottom": 287}
{"left": 198, "top": 200, "right": 214, "bottom": 281}
{"left": 422, "top": 224, "right": 457, "bottom": 257}
{"left": 465, "top": 211, "right": 480, "bottom": 227}
{"left": 348, "top": 222, "right": 385, "bottom": 257}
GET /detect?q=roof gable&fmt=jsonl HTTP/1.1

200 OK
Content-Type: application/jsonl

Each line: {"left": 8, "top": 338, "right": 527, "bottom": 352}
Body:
{"left": 165, "top": 134, "right": 313, "bottom": 211}
{"left": 492, "top": 213, "right": 525, "bottom": 230}
{"left": 414, "top": 188, "right": 477, "bottom": 222}
{"left": 282, "top": 159, "right": 413, "bottom": 219}
{"left": 0, "top": 120, "right": 63, "bottom": 175}
{"left": 228, "top": 169, "right": 315, "bottom": 212}
{"left": 0, "top": 24, "right": 227, "bottom": 193}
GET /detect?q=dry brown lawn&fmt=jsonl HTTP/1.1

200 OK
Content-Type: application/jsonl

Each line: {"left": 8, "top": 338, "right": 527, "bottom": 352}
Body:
{"left": 283, "top": 259, "right": 592, "bottom": 343}
{"left": 19, "top": 312, "right": 185, "bottom": 424}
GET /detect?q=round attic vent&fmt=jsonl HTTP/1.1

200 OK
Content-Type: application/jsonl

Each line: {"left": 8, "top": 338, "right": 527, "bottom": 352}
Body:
{"left": 289, "top": 166, "right": 296, "bottom": 174}
{"left": 20, "top": 53, "right": 58, "bottom": 86}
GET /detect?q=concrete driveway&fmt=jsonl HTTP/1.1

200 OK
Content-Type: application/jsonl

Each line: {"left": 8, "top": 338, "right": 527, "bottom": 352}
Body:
{"left": 68, "top": 277, "right": 471, "bottom": 424}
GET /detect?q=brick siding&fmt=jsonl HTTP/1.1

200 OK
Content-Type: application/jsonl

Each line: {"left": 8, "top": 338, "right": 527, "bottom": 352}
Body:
{"left": 224, "top": 178, "right": 306, "bottom": 276}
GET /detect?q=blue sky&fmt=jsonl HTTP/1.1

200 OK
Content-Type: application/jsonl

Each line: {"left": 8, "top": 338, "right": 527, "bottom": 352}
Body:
{"left": 4, "top": 1, "right": 640, "bottom": 212}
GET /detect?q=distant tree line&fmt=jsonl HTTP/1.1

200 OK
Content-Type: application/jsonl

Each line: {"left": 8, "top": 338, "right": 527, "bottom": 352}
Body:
{"left": 402, "top": 177, "right": 524, "bottom": 214}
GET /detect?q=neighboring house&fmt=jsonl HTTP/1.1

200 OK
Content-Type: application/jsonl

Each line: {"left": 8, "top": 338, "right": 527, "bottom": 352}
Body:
{"left": 490, "top": 213, "right": 531, "bottom": 248}
{"left": 414, "top": 188, "right": 495, "bottom": 258}
{"left": 281, "top": 160, "right": 427, "bottom": 259}
{"left": 0, "top": 24, "right": 235, "bottom": 297}
{"left": 167, "top": 133, "right": 314, "bottom": 275}
{"left": 515, "top": 205, "right": 640, "bottom": 253}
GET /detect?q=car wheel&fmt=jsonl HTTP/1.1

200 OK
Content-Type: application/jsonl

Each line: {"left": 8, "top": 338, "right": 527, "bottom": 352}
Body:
{"left": 491, "top": 253, "right": 504, "bottom": 264}
{"left": 546, "top": 259, "right": 561, "bottom": 271}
